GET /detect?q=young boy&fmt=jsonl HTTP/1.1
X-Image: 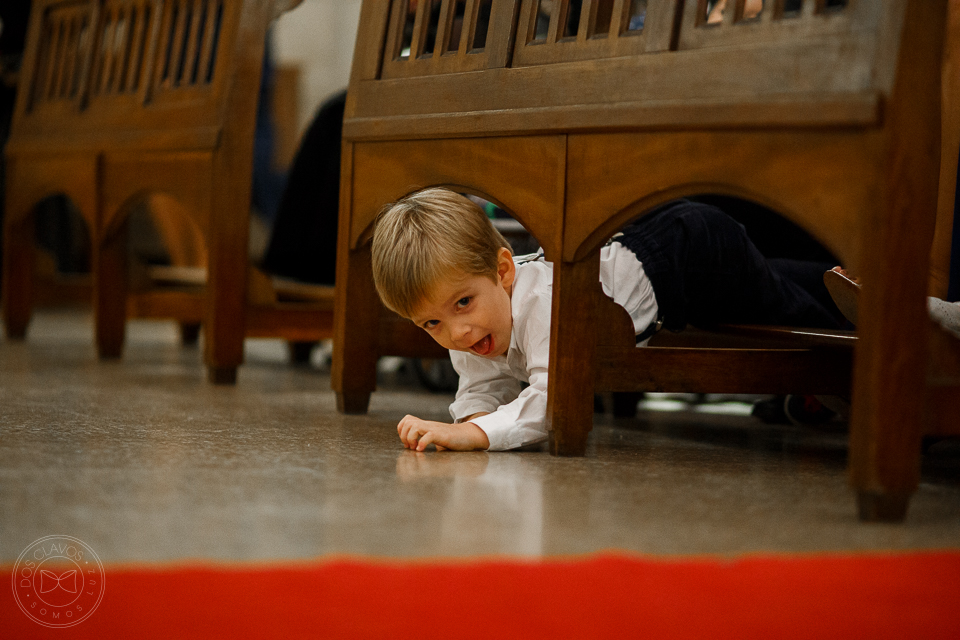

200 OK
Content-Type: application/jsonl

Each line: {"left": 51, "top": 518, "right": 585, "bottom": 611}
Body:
{"left": 371, "top": 188, "right": 843, "bottom": 452}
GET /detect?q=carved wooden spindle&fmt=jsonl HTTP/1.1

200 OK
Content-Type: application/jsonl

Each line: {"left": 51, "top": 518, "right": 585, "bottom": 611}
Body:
{"left": 65, "top": 14, "right": 84, "bottom": 97}
{"left": 53, "top": 17, "right": 72, "bottom": 98}
{"left": 433, "top": 0, "right": 453, "bottom": 56}
{"left": 96, "top": 10, "right": 115, "bottom": 94}
{"left": 181, "top": 0, "right": 204, "bottom": 84}
{"left": 109, "top": 8, "right": 127, "bottom": 93}
{"left": 577, "top": 0, "right": 593, "bottom": 40}
{"left": 115, "top": 6, "right": 134, "bottom": 92}
{"left": 547, "top": 0, "right": 569, "bottom": 43}
{"left": 460, "top": 0, "right": 478, "bottom": 53}
{"left": 410, "top": 0, "right": 431, "bottom": 59}
{"left": 196, "top": 0, "right": 220, "bottom": 84}
{"left": 42, "top": 20, "right": 62, "bottom": 101}
{"left": 607, "top": 0, "right": 627, "bottom": 36}
{"left": 122, "top": 5, "right": 142, "bottom": 91}
{"left": 170, "top": 1, "right": 191, "bottom": 86}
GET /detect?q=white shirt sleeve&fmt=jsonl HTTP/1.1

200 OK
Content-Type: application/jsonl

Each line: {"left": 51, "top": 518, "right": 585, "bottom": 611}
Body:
{"left": 448, "top": 352, "right": 522, "bottom": 420}
{"left": 448, "top": 287, "right": 553, "bottom": 451}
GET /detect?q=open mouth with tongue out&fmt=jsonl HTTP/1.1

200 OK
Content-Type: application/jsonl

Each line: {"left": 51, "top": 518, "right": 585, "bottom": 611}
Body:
{"left": 470, "top": 334, "right": 495, "bottom": 357}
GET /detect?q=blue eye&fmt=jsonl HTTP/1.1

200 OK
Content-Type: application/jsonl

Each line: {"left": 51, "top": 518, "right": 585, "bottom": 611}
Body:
{"left": 424, "top": 320, "right": 439, "bottom": 329}
{"left": 457, "top": 297, "right": 471, "bottom": 309}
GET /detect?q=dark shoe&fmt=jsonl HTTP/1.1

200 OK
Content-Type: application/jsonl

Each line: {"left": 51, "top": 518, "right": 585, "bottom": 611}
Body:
{"left": 751, "top": 395, "right": 790, "bottom": 425}
{"left": 784, "top": 394, "right": 836, "bottom": 426}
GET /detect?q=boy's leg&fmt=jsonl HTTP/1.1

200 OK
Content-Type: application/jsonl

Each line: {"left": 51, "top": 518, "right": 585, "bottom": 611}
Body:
{"left": 768, "top": 257, "right": 848, "bottom": 327}
{"left": 619, "top": 201, "right": 841, "bottom": 331}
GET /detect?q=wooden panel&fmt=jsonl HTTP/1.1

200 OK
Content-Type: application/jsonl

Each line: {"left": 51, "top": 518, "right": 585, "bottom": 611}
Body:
{"left": 564, "top": 129, "right": 885, "bottom": 272}
{"left": 595, "top": 345, "right": 853, "bottom": 394}
{"left": 5, "top": 124, "right": 222, "bottom": 154}
{"left": 246, "top": 304, "right": 334, "bottom": 340}
{"left": 4, "top": 154, "right": 99, "bottom": 230}
{"left": 101, "top": 150, "right": 214, "bottom": 238}
{"left": 344, "top": 32, "right": 881, "bottom": 140}
{"left": 127, "top": 289, "right": 205, "bottom": 320}
{"left": 344, "top": 90, "right": 879, "bottom": 141}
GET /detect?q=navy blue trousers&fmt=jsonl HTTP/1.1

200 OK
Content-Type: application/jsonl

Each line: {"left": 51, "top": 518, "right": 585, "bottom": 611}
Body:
{"left": 614, "top": 200, "right": 842, "bottom": 331}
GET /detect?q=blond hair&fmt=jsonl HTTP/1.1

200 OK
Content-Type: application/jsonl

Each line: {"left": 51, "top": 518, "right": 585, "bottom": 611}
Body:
{"left": 372, "top": 188, "right": 512, "bottom": 318}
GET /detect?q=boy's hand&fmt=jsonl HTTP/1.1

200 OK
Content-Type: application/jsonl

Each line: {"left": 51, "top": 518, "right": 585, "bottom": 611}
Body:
{"left": 397, "top": 415, "right": 490, "bottom": 452}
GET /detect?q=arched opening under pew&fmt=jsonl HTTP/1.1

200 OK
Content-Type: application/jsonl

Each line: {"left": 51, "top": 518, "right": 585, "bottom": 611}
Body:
{"left": 3, "top": 191, "right": 94, "bottom": 342}
{"left": 30, "top": 195, "right": 93, "bottom": 309}
{"left": 122, "top": 192, "right": 208, "bottom": 347}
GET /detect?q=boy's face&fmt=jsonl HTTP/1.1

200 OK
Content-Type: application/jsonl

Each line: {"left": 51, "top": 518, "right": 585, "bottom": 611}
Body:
{"left": 409, "top": 248, "right": 516, "bottom": 359}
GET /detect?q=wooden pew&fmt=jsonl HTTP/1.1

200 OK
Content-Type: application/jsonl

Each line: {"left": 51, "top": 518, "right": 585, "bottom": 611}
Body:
{"left": 334, "top": 0, "right": 959, "bottom": 521}
{"left": 2, "top": 0, "right": 333, "bottom": 383}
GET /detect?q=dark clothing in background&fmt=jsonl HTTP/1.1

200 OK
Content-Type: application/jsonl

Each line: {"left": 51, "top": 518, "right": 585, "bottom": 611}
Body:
{"left": 262, "top": 89, "right": 346, "bottom": 285}
{"left": 251, "top": 31, "right": 287, "bottom": 223}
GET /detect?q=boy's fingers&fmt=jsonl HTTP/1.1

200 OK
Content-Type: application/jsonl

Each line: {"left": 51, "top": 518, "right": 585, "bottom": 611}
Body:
{"left": 417, "top": 432, "right": 435, "bottom": 452}
{"left": 402, "top": 424, "right": 423, "bottom": 449}
{"left": 398, "top": 422, "right": 417, "bottom": 449}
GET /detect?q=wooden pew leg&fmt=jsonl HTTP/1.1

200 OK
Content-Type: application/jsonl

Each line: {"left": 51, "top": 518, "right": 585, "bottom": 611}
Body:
{"left": 337, "top": 391, "right": 373, "bottom": 414}
{"left": 332, "top": 244, "right": 379, "bottom": 415}
{"left": 612, "top": 392, "right": 643, "bottom": 418}
{"left": 848, "top": 286, "right": 927, "bottom": 523}
{"left": 208, "top": 366, "right": 238, "bottom": 385}
{"left": 857, "top": 492, "right": 911, "bottom": 522}
{"left": 203, "top": 206, "right": 247, "bottom": 385}
{"left": 94, "top": 228, "right": 128, "bottom": 359}
{"left": 847, "top": 0, "right": 944, "bottom": 521}
{"left": 180, "top": 322, "right": 201, "bottom": 346}
{"left": 2, "top": 214, "right": 35, "bottom": 340}
{"left": 547, "top": 257, "right": 600, "bottom": 456}
{"left": 287, "top": 340, "right": 316, "bottom": 365}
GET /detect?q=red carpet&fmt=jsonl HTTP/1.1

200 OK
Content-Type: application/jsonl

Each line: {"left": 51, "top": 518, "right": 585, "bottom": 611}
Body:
{"left": 4, "top": 552, "right": 960, "bottom": 639}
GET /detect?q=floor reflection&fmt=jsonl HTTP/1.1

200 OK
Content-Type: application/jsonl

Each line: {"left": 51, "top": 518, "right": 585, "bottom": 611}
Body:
{"left": 397, "top": 451, "right": 544, "bottom": 556}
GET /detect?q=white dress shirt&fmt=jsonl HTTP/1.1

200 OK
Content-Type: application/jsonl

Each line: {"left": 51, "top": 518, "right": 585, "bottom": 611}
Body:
{"left": 449, "top": 242, "right": 658, "bottom": 451}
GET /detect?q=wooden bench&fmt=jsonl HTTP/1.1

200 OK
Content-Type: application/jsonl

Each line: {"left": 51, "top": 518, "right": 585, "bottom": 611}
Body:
{"left": 335, "top": 0, "right": 959, "bottom": 521}
{"left": 2, "top": 0, "right": 333, "bottom": 383}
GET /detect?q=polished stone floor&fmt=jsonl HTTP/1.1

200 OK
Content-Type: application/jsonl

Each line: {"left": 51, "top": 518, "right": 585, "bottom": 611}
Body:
{"left": 1, "top": 308, "right": 958, "bottom": 564}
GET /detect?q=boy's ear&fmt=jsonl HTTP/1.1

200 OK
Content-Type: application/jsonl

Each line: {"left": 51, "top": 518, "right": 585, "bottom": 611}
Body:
{"left": 497, "top": 247, "right": 515, "bottom": 289}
